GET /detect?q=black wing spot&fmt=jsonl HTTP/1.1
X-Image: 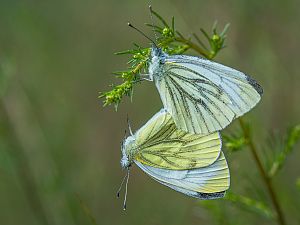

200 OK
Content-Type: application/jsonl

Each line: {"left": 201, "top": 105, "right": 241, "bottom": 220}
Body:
{"left": 246, "top": 75, "right": 263, "bottom": 96}
{"left": 195, "top": 191, "right": 226, "bottom": 199}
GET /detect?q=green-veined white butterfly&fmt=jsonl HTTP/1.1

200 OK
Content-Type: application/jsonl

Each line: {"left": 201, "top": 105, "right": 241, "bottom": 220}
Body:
{"left": 118, "top": 109, "right": 230, "bottom": 209}
{"left": 147, "top": 47, "right": 263, "bottom": 134}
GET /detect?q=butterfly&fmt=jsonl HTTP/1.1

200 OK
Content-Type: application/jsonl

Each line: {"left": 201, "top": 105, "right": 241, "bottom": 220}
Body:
{"left": 118, "top": 109, "right": 230, "bottom": 209}
{"left": 146, "top": 47, "right": 263, "bottom": 134}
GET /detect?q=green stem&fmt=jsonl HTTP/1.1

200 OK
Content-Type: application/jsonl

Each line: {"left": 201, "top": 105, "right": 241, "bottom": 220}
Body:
{"left": 176, "top": 31, "right": 286, "bottom": 224}
{"left": 174, "top": 37, "right": 211, "bottom": 59}
{"left": 176, "top": 35, "right": 286, "bottom": 224}
{"left": 239, "top": 118, "right": 286, "bottom": 225}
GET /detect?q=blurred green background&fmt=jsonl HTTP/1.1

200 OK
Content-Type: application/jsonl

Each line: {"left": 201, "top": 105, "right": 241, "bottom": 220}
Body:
{"left": 0, "top": 0, "right": 299, "bottom": 225}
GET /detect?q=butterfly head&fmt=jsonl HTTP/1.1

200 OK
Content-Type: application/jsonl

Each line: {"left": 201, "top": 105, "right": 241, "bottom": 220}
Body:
{"left": 149, "top": 47, "right": 167, "bottom": 80}
{"left": 151, "top": 46, "right": 168, "bottom": 59}
{"left": 121, "top": 136, "right": 136, "bottom": 169}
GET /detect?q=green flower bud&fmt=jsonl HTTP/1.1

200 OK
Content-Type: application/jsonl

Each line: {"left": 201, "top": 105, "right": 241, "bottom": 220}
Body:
{"left": 162, "top": 27, "right": 172, "bottom": 37}
{"left": 212, "top": 34, "right": 221, "bottom": 42}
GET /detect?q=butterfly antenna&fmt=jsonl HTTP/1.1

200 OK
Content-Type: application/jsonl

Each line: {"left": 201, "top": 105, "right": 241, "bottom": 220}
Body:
{"left": 116, "top": 172, "right": 128, "bottom": 198}
{"left": 128, "top": 22, "right": 158, "bottom": 48}
{"left": 124, "top": 128, "right": 127, "bottom": 139}
{"left": 123, "top": 168, "right": 130, "bottom": 210}
{"left": 121, "top": 129, "right": 126, "bottom": 150}
{"left": 127, "top": 114, "right": 133, "bottom": 136}
{"left": 148, "top": 5, "right": 159, "bottom": 43}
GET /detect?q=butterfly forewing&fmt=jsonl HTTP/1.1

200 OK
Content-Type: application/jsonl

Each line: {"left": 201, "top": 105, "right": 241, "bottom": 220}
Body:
{"left": 153, "top": 54, "right": 262, "bottom": 134}
{"left": 133, "top": 109, "right": 222, "bottom": 170}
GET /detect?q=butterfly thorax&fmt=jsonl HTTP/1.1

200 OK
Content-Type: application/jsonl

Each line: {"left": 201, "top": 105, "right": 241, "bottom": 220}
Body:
{"left": 121, "top": 136, "right": 139, "bottom": 169}
{"left": 149, "top": 47, "right": 167, "bottom": 81}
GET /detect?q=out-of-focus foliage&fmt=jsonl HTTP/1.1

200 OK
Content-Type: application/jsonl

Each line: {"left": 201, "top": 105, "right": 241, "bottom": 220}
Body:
{"left": 223, "top": 133, "right": 247, "bottom": 153}
{"left": 0, "top": 1, "right": 300, "bottom": 225}
{"left": 0, "top": 60, "right": 14, "bottom": 97}
{"left": 268, "top": 124, "right": 300, "bottom": 177}
{"left": 297, "top": 178, "right": 300, "bottom": 190}
{"left": 224, "top": 192, "right": 274, "bottom": 219}
{"left": 100, "top": 6, "right": 299, "bottom": 225}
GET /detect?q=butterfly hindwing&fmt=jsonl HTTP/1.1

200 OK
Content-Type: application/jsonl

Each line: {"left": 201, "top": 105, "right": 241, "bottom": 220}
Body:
{"left": 135, "top": 151, "right": 230, "bottom": 195}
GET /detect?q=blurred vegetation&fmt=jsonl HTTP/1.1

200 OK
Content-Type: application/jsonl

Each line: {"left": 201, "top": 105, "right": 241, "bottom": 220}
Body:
{"left": 1, "top": 1, "right": 300, "bottom": 225}
{"left": 101, "top": 5, "right": 300, "bottom": 225}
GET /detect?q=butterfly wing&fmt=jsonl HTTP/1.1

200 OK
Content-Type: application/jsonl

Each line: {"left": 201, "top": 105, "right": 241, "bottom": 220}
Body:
{"left": 135, "top": 151, "right": 230, "bottom": 197}
{"left": 153, "top": 180, "right": 226, "bottom": 199}
{"left": 154, "top": 54, "right": 263, "bottom": 134}
{"left": 134, "top": 109, "right": 221, "bottom": 170}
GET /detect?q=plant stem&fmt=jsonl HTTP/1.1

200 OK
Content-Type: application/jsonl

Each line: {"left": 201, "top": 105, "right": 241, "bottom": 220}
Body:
{"left": 174, "top": 37, "right": 210, "bottom": 58}
{"left": 239, "top": 118, "right": 286, "bottom": 225}
{"left": 179, "top": 30, "right": 286, "bottom": 224}
{"left": 132, "top": 61, "right": 146, "bottom": 75}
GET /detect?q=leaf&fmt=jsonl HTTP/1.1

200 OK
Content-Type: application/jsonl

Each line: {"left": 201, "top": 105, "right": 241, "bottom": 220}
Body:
{"left": 268, "top": 124, "right": 300, "bottom": 177}
{"left": 225, "top": 192, "right": 275, "bottom": 219}
{"left": 115, "top": 49, "right": 137, "bottom": 55}
{"left": 220, "top": 23, "right": 231, "bottom": 37}
{"left": 261, "top": 131, "right": 282, "bottom": 172}
{"left": 175, "top": 30, "right": 185, "bottom": 39}
{"left": 150, "top": 7, "right": 169, "bottom": 28}
{"left": 144, "top": 23, "right": 163, "bottom": 32}
{"left": 192, "top": 33, "right": 208, "bottom": 50}
{"left": 200, "top": 28, "right": 210, "bottom": 41}
{"left": 171, "top": 16, "right": 175, "bottom": 33}
{"left": 223, "top": 133, "right": 247, "bottom": 153}
{"left": 212, "top": 20, "right": 218, "bottom": 34}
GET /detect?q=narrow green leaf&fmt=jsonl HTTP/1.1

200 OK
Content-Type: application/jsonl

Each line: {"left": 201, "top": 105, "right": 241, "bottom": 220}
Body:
{"left": 115, "top": 49, "right": 136, "bottom": 55}
{"left": 269, "top": 124, "right": 300, "bottom": 177}
{"left": 145, "top": 23, "right": 163, "bottom": 31}
{"left": 200, "top": 28, "right": 210, "bottom": 41}
{"left": 132, "top": 42, "right": 142, "bottom": 49}
{"left": 171, "top": 16, "right": 175, "bottom": 33}
{"left": 220, "top": 23, "right": 231, "bottom": 37}
{"left": 150, "top": 7, "right": 169, "bottom": 28}
{"left": 192, "top": 33, "right": 208, "bottom": 50}
{"left": 112, "top": 71, "right": 127, "bottom": 76}
{"left": 175, "top": 31, "right": 185, "bottom": 39}
{"left": 225, "top": 192, "right": 275, "bottom": 219}
{"left": 212, "top": 20, "right": 218, "bottom": 34}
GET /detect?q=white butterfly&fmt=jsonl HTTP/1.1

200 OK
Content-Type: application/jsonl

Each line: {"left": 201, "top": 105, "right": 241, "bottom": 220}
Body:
{"left": 146, "top": 47, "right": 263, "bottom": 134}
{"left": 118, "top": 109, "right": 230, "bottom": 209}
